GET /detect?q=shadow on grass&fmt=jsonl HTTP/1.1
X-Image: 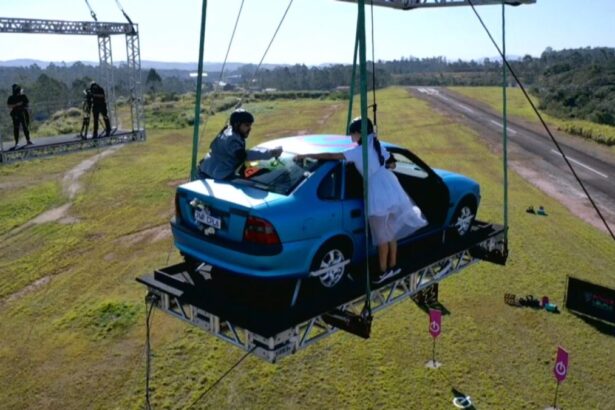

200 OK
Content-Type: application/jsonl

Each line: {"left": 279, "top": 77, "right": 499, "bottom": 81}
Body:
{"left": 451, "top": 388, "right": 476, "bottom": 410}
{"left": 573, "top": 312, "right": 615, "bottom": 337}
{"left": 415, "top": 300, "right": 451, "bottom": 316}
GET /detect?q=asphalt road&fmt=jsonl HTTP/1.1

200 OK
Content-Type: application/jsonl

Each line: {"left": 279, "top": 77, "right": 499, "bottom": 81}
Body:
{"left": 412, "top": 86, "right": 615, "bottom": 230}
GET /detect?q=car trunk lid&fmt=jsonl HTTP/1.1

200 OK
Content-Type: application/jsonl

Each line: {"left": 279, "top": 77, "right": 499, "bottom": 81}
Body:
{"left": 177, "top": 179, "right": 282, "bottom": 242}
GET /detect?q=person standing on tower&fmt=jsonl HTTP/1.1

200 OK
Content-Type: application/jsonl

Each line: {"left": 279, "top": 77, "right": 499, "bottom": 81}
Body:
{"left": 6, "top": 84, "right": 32, "bottom": 149}
{"left": 89, "top": 81, "right": 111, "bottom": 138}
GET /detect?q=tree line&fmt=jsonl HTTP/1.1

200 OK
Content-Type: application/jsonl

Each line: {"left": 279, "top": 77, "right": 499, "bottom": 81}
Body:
{"left": 1, "top": 47, "right": 614, "bottom": 131}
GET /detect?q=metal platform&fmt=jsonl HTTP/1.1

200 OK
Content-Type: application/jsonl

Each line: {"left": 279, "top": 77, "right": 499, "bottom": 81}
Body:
{"left": 336, "top": 0, "right": 535, "bottom": 10}
{"left": 137, "top": 221, "right": 506, "bottom": 362}
{"left": 0, "top": 130, "right": 145, "bottom": 163}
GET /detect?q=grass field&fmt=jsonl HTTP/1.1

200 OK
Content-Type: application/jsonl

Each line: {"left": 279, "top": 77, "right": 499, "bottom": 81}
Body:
{"left": 1, "top": 87, "right": 614, "bottom": 409}
{"left": 449, "top": 86, "right": 615, "bottom": 146}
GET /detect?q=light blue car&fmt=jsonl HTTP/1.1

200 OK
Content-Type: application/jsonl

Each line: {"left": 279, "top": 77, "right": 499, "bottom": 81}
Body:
{"left": 171, "top": 135, "right": 480, "bottom": 288}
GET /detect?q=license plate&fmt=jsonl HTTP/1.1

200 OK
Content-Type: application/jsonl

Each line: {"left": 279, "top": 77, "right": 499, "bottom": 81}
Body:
{"left": 194, "top": 209, "right": 221, "bottom": 229}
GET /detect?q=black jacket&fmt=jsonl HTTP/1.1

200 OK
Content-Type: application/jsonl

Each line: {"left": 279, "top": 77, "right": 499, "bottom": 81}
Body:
{"left": 7, "top": 94, "right": 29, "bottom": 115}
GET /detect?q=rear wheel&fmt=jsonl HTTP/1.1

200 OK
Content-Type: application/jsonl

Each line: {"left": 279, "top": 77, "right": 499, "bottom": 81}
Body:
{"left": 311, "top": 241, "right": 351, "bottom": 288}
{"left": 450, "top": 198, "right": 476, "bottom": 238}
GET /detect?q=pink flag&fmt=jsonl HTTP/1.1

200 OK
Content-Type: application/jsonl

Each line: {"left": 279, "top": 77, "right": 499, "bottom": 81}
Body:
{"left": 429, "top": 308, "right": 442, "bottom": 339}
{"left": 553, "top": 346, "right": 569, "bottom": 383}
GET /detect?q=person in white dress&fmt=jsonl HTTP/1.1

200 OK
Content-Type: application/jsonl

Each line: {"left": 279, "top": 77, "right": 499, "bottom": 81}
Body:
{"left": 295, "top": 117, "right": 428, "bottom": 283}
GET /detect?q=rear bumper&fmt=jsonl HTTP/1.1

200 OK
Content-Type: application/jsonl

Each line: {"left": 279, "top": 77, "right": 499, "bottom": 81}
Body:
{"left": 171, "top": 220, "right": 312, "bottom": 279}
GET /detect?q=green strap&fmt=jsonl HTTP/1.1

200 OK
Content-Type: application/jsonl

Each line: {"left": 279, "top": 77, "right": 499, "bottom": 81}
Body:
{"left": 357, "top": 0, "right": 372, "bottom": 313}
{"left": 501, "top": 1, "right": 509, "bottom": 241}
{"left": 346, "top": 15, "right": 360, "bottom": 134}
{"left": 190, "top": 0, "right": 208, "bottom": 181}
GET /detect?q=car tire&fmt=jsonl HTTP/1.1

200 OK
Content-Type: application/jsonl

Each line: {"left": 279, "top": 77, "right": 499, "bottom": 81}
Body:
{"left": 450, "top": 198, "right": 477, "bottom": 239}
{"left": 311, "top": 240, "right": 351, "bottom": 289}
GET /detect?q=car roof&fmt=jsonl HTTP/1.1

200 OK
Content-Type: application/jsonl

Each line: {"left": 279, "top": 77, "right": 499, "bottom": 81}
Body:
{"left": 256, "top": 134, "right": 398, "bottom": 154}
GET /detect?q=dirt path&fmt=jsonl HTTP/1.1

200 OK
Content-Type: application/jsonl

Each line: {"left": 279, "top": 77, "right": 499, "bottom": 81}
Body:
{"left": 1, "top": 146, "right": 124, "bottom": 306}
{"left": 9, "top": 145, "right": 123, "bottom": 233}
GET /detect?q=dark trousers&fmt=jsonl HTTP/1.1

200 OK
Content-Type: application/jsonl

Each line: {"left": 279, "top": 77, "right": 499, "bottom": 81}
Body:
{"left": 92, "top": 104, "right": 111, "bottom": 138}
{"left": 11, "top": 112, "right": 30, "bottom": 144}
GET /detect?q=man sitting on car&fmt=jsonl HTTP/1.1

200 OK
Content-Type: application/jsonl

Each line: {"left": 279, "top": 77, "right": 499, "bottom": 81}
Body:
{"left": 198, "top": 109, "right": 282, "bottom": 180}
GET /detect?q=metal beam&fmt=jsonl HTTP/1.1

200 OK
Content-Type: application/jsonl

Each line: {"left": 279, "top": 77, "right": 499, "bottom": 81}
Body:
{"left": 0, "top": 17, "right": 135, "bottom": 35}
{"left": 336, "top": 0, "right": 535, "bottom": 10}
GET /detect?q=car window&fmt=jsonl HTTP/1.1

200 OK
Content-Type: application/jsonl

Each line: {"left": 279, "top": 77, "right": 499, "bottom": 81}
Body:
{"left": 344, "top": 164, "right": 363, "bottom": 199}
{"left": 318, "top": 164, "right": 342, "bottom": 200}
{"left": 391, "top": 152, "right": 429, "bottom": 179}
{"left": 233, "top": 152, "right": 320, "bottom": 195}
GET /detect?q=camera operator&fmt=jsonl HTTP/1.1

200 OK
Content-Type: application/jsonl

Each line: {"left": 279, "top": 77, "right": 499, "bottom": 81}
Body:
{"left": 78, "top": 87, "right": 93, "bottom": 139}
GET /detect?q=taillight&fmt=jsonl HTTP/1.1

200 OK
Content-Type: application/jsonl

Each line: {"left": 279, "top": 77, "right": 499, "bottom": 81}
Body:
{"left": 244, "top": 216, "right": 280, "bottom": 245}
{"left": 174, "top": 193, "right": 182, "bottom": 222}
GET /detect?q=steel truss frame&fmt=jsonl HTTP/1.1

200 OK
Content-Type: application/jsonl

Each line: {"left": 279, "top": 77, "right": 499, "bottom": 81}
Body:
{"left": 0, "top": 17, "right": 145, "bottom": 158}
{"left": 97, "top": 34, "right": 118, "bottom": 128}
{"left": 336, "top": 0, "right": 535, "bottom": 10}
{"left": 0, "top": 131, "right": 145, "bottom": 163}
{"left": 125, "top": 33, "right": 144, "bottom": 134}
{"left": 142, "top": 228, "right": 505, "bottom": 363}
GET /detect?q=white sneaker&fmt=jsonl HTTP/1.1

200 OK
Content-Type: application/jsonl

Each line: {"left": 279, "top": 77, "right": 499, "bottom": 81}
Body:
{"left": 372, "top": 267, "right": 401, "bottom": 285}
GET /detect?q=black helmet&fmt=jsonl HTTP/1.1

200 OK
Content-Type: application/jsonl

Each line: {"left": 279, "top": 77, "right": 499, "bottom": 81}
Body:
{"left": 348, "top": 117, "right": 373, "bottom": 135}
{"left": 12, "top": 84, "right": 21, "bottom": 94}
{"left": 229, "top": 109, "right": 254, "bottom": 127}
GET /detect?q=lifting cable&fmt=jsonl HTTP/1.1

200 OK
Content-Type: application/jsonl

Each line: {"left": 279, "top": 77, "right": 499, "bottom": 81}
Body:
{"left": 358, "top": 0, "right": 373, "bottom": 320}
{"left": 143, "top": 296, "right": 254, "bottom": 408}
{"left": 188, "top": 347, "right": 255, "bottom": 407}
{"left": 231, "top": 0, "right": 295, "bottom": 112}
{"left": 345, "top": 1, "right": 375, "bottom": 320}
{"left": 501, "top": 1, "right": 509, "bottom": 242}
{"left": 144, "top": 298, "right": 155, "bottom": 410}
{"left": 468, "top": 0, "right": 615, "bottom": 242}
{"left": 84, "top": 0, "right": 98, "bottom": 21}
{"left": 190, "top": 0, "right": 245, "bottom": 179}
{"left": 199, "top": 0, "right": 246, "bottom": 149}
{"left": 240, "top": 0, "right": 295, "bottom": 102}
{"left": 114, "top": 0, "right": 136, "bottom": 34}
{"left": 192, "top": 0, "right": 294, "bottom": 178}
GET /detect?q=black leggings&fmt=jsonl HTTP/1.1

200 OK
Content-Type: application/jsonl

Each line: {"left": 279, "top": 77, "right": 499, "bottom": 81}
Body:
{"left": 11, "top": 111, "right": 30, "bottom": 144}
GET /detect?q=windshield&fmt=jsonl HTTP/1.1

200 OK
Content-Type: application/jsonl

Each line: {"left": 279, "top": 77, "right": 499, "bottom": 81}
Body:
{"left": 232, "top": 152, "right": 321, "bottom": 195}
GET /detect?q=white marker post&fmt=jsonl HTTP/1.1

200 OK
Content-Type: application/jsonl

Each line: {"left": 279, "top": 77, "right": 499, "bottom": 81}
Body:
{"left": 426, "top": 308, "right": 442, "bottom": 369}
{"left": 545, "top": 346, "right": 568, "bottom": 410}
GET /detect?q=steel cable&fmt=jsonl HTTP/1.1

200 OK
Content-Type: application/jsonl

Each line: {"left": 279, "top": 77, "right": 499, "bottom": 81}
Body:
{"left": 467, "top": 0, "right": 615, "bottom": 242}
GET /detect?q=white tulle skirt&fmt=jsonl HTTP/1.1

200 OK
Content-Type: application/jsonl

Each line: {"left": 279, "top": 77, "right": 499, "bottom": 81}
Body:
{"left": 367, "top": 168, "right": 428, "bottom": 246}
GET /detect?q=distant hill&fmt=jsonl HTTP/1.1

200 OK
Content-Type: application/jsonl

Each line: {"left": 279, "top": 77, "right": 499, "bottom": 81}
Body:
{"left": 0, "top": 59, "right": 281, "bottom": 71}
{"left": 0, "top": 59, "right": 60, "bottom": 68}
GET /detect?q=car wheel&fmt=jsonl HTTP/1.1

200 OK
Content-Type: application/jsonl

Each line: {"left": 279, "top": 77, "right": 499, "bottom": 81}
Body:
{"left": 311, "top": 241, "right": 351, "bottom": 288}
{"left": 450, "top": 198, "right": 476, "bottom": 238}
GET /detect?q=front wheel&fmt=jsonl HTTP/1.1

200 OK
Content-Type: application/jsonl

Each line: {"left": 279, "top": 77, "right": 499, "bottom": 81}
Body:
{"left": 450, "top": 199, "right": 476, "bottom": 238}
{"left": 311, "top": 242, "right": 351, "bottom": 288}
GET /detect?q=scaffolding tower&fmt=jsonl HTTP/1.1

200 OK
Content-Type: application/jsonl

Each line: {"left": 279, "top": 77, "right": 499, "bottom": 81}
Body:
{"left": 0, "top": 17, "right": 145, "bottom": 163}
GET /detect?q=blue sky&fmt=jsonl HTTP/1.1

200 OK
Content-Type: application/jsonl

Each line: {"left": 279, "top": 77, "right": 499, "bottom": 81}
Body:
{"left": 1, "top": 0, "right": 614, "bottom": 65}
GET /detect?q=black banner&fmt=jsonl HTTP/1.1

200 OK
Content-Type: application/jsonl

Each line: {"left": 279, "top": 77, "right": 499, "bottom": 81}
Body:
{"left": 565, "top": 276, "right": 615, "bottom": 325}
